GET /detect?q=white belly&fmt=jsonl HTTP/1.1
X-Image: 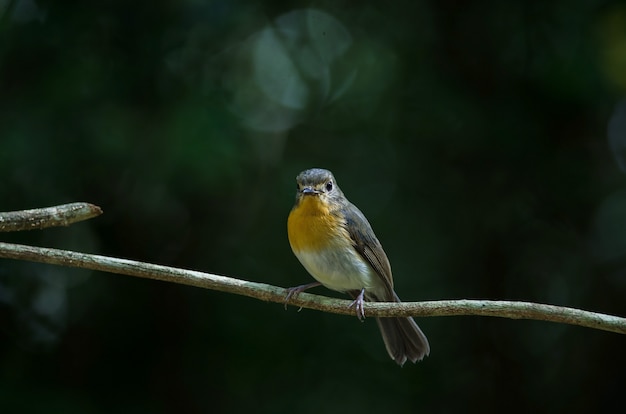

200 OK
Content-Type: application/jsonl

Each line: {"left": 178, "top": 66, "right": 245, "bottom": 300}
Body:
{"left": 294, "top": 247, "right": 386, "bottom": 296}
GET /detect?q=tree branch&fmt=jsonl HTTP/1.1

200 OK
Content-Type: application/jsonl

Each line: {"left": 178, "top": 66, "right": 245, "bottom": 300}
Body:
{"left": 0, "top": 202, "right": 102, "bottom": 232}
{"left": 1, "top": 204, "right": 625, "bottom": 335}
{"left": 0, "top": 241, "right": 624, "bottom": 334}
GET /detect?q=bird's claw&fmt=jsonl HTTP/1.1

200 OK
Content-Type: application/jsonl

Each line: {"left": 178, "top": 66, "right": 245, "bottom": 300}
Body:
{"left": 284, "top": 282, "right": 322, "bottom": 310}
{"left": 349, "top": 288, "right": 366, "bottom": 321}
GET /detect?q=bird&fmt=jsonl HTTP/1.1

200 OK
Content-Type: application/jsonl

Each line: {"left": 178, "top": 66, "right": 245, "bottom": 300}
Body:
{"left": 286, "top": 168, "right": 430, "bottom": 365}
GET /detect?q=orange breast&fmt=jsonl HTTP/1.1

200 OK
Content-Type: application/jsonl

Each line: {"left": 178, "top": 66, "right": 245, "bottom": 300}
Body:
{"left": 288, "top": 196, "right": 342, "bottom": 252}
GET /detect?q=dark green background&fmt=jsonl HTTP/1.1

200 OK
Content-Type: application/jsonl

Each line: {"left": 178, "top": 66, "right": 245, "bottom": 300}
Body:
{"left": 1, "top": 1, "right": 625, "bottom": 412}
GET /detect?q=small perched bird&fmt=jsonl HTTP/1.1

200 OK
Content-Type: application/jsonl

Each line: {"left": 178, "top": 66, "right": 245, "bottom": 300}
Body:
{"left": 286, "top": 168, "right": 430, "bottom": 365}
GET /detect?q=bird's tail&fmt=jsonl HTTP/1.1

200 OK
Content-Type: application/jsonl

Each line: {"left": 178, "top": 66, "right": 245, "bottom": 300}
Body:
{"left": 375, "top": 292, "right": 430, "bottom": 366}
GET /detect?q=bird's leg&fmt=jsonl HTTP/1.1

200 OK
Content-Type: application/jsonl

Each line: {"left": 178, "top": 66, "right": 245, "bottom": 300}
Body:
{"left": 284, "top": 282, "right": 322, "bottom": 309}
{"left": 349, "top": 288, "right": 366, "bottom": 321}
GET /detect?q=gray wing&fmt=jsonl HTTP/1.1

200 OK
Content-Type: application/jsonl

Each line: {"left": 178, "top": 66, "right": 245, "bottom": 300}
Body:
{"left": 342, "top": 202, "right": 395, "bottom": 299}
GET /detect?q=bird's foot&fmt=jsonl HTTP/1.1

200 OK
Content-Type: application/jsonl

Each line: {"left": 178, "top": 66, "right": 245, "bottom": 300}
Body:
{"left": 349, "top": 288, "right": 366, "bottom": 321}
{"left": 284, "top": 282, "right": 322, "bottom": 310}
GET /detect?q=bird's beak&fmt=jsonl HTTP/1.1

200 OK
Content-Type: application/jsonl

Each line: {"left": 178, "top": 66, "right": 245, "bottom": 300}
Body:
{"left": 301, "top": 187, "right": 320, "bottom": 195}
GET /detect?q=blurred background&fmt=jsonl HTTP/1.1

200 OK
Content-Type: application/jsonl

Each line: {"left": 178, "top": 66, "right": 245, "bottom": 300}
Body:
{"left": 1, "top": 0, "right": 626, "bottom": 412}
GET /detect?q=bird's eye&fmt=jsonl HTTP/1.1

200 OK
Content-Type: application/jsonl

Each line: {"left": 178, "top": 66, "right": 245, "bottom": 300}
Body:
{"left": 325, "top": 181, "right": 333, "bottom": 192}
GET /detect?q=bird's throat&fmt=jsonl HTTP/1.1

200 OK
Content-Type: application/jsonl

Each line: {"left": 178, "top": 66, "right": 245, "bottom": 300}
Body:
{"left": 288, "top": 196, "right": 340, "bottom": 252}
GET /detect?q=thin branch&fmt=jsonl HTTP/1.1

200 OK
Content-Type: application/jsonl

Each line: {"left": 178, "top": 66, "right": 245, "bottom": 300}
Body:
{"left": 1, "top": 203, "right": 625, "bottom": 335}
{"left": 0, "top": 202, "right": 102, "bottom": 232}
{"left": 0, "top": 241, "right": 625, "bottom": 334}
